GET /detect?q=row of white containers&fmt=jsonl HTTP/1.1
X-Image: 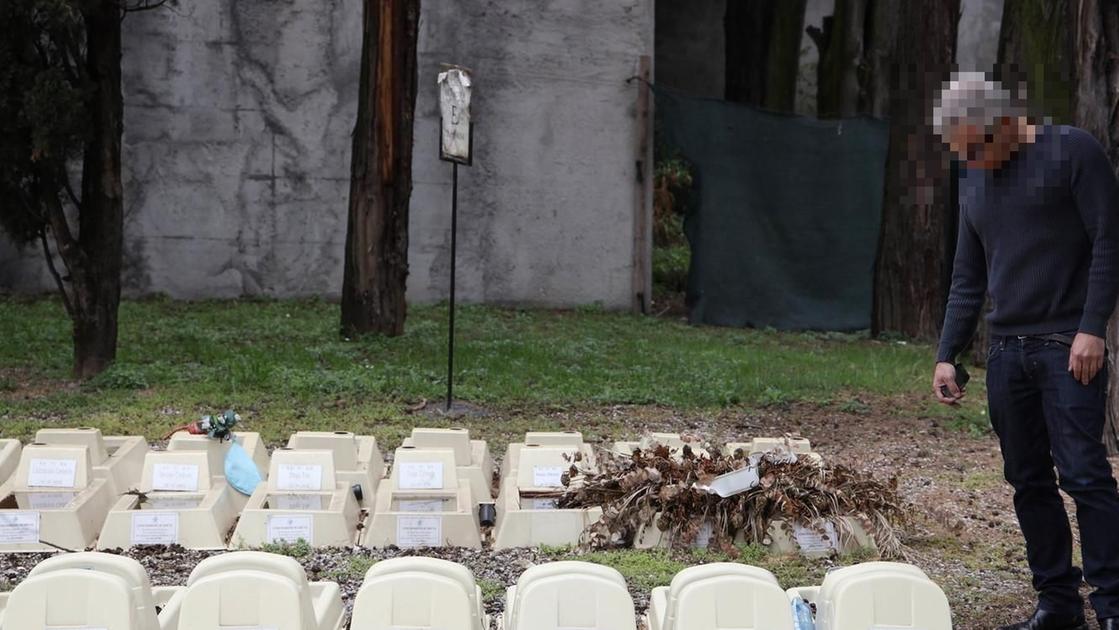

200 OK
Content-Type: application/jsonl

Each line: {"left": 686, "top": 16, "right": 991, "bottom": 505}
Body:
{"left": 0, "top": 428, "right": 870, "bottom": 555}
{"left": 0, "top": 551, "right": 952, "bottom": 629}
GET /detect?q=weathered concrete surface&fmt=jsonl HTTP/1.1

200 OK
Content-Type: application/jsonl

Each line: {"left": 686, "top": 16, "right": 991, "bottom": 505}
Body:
{"left": 0, "top": 0, "right": 653, "bottom": 309}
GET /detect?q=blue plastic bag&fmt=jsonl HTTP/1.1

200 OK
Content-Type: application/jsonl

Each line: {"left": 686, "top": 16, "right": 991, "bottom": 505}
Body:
{"left": 224, "top": 439, "right": 262, "bottom": 496}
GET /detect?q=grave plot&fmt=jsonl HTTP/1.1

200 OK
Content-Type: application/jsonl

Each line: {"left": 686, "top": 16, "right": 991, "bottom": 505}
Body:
{"left": 98, "top": 450, "right": 239, "bottom": 550}
{"left": 365, "top": 445, "right": 482, "bottom": 548}
{"left": 285, "top": 430, "right": 383, "bottom": 508}
{"left": 166, "top": 430, "right": 270, "bottom": 512}
{"left": 158, "top": 551, "right": 345, "bottom": 630}
{"left": 230, "top": 448, "right": 366, "bottom": 548}
{"left": 646, "top": 563, "right": 793, "bottom": 630}
{"left": 0, "top": 444, "right": 116, "bottom": 552}
{"left": 613, "top": 432, "right": 710, "bottom": 459}
{"left": 350, "top": 557, "right": 491, "bottom": 630}
{"left": 0, "top": 439, "right": 20, "bottom": 485}
{"left": 0, "top": 552, "right": 175, "bottom": 630}
{"left": 33, "top": 427, "right": 148, "bottom": 496}
{"left": 559, "top": 436, "right": 906, "bottom": 558}
{"left": 502, "top": 561, "right": 637, "bottom": 630}
{"left": 492, "top": 432, "right": 603, "bottom": 548}
{"left": 786, "top": 561, "right": 952, "bottom": 630}
{"left": 402, "top": 427, "right": 495, "bottom": 506}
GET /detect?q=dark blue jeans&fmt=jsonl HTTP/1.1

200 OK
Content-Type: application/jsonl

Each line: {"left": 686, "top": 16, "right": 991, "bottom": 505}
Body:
{"left": 987, "top": 334, "right": 1119, "bottom": 618}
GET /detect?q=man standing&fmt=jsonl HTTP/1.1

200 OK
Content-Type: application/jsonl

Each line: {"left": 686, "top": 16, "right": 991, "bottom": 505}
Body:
{"left": 934, "top": 72, "right": 1119, "bottom": 630}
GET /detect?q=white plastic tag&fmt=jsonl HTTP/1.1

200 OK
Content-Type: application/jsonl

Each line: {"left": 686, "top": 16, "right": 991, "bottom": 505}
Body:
{"left": 267, "top": 514, "right": 313, "bottom": 544}
{"left": 26, "top": 492, "right": 75, "bottom": 509}
{"left": 276, "top": 464, "right": 323, "bottom": 491}
{"left": 398, "top": 462, "right": 443, "bottom": 489}
{"left": 151, "top": 463, "right": 200, "bottom": 492}
{"left": 397, "top": 515, "right": 442, "bottom": 548}
{"left": 28, "top": 458, "right": 77, "bottom": 488}
{"left": 131, "top": 512, "right": 179, "bottom": 545}
{"left": 532, "top": 465, "right": 565, "bottom": 487}
{"left": 0, "top": 511, "right": 39, "bottom": 544}
{"left": 793, "top": 521, "right": 839, "bottom": 554}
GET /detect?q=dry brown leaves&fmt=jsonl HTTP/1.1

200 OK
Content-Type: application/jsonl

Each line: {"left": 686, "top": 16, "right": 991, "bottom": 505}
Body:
{"left": 558, "top": 444, "right": 910, "bottom": 558}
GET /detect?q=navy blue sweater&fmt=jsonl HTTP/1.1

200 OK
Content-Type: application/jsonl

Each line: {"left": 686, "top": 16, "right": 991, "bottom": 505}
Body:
{"left": 937, "top": 125, "right": 1119, "bottom": 364}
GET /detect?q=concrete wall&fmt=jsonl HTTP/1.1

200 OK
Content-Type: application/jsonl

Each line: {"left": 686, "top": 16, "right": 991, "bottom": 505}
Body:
{"left": 0, "top": 0, "right": 654, "bottom": 309}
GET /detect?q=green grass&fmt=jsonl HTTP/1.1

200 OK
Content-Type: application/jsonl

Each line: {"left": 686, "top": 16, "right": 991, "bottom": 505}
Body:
{"left": 541, "top": 545, "right": 880, "bottom": 592}
{"left": 0, "top": 297, "right": 958, "bottom": 443}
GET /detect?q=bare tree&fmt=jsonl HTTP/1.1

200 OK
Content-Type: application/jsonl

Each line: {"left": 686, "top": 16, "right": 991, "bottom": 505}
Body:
{"left": 341, "top": 0, "right": 421, "bottom": 337}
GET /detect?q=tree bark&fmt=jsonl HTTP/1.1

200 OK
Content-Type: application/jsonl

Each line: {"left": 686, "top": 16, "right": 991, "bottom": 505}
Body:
{"left": 863, "top": 0, "right": 899, "bottom": 119}
{"left": 341, "top": 0, "right": 420, "bottom": 337}
{"left": 724, "top": 0, "right": 807, "bottom": 112}
{"left": 812, "top": 0, "right": 869, "bottom": 118}
{"left": 871, "top": 0, "right": 960, "bottom": 339}
{"left": 70, "top": 0, "right": 124, "bottom": 379}
{"left": 808, "top": 0, "right": 897, "bottom": 119}
{"left": 998, "top": 0, "right": 1119, "bottom": 454}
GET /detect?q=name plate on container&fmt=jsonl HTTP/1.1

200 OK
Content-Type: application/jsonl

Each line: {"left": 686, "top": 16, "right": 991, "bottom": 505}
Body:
{"left": 267, "top": 514, "right": 313, "bottom": 544}
{"left": 532, "top": 465, "right": 566, "bottom": 487}
{"left": 0, "top": 512, "right": 39, "bottom": 544}
{"left": 398, "top": 462, "right": 443, "bottom": 490}
{"left": 151, "top": 463, "right": 200, "bottom": 492}
{"left": 131, "top": 512, "right": 179, "bottom": 545}
{"left": 28, "top": 458, "right": 77, "bottom": 488}
{"left": 397, "top": 515, "right": 442, "bottom": 548}
{"left": 276, "top": 464, "right": 323, "bottom": 491}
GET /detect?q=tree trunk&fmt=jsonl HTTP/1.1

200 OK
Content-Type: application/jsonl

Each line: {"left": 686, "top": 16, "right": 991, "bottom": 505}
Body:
{"left": 341, "top": 0, "right": 420, "bottom": 337}
{"left": 724, "top": 0, "right": 807, "bottom": 112}
{"left": 71, "top": 0, "right": 124, "bottom": 379}
{"left": 871, "top": 0, "right": 960, "bottom": 339}
{"left": 998, "top": 0, "right": 1119, "bottom": 454}
{"left": 812, "top": 0, "right": 869, "bottom": 118}
{"left": 863, "top": 0, "right": 899, "bottom": 119}
{"left": 808, "top": 0, "right": 897, "bottom": 119}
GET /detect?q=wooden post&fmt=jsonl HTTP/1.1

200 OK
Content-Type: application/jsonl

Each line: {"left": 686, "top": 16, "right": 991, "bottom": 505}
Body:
{"left": 632, "top": 55, "right": 653, "bottom": 314}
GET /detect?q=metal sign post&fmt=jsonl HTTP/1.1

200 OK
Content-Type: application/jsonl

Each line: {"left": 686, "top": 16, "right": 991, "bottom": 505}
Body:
{"left": 438, "top": 66, "right": 473, "bottom": 412}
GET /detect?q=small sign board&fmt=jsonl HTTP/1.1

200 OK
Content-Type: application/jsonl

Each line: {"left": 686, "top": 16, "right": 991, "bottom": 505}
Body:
{"left": 438, "top": 66, "right": 473, "bottom": 165}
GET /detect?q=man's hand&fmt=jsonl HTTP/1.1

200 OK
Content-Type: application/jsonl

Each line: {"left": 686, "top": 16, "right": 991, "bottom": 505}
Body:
{"left": 1069, "top": 332, "right": 1106, "bottom": 385}
{"left": 933, "top": 362, "right": 964, "bottom": 405}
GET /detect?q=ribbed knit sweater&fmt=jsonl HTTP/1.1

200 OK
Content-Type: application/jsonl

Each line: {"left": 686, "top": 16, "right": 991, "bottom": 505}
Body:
{"left": 936, "top": 125, "right": 1119, "bottom": 364}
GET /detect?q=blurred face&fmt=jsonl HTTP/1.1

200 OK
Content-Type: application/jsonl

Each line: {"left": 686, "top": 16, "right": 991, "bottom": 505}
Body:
{"left": 944, "top": 117, "right": 1022, "bottom": 170}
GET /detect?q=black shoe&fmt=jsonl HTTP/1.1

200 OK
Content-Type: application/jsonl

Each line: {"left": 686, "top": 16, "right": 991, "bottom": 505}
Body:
{"left": 997, "top": 609, "right": 1088, "bottom": 630}
{"left": 1100, "top": 618, "right": 1119, "bottom": 630}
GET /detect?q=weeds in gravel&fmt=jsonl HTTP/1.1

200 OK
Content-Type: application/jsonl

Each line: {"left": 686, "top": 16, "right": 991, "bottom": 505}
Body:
{"left": 326, "top": 554, "right": 377, "bottom": 581}
{"left": 258, "top": 539, "right": 313, "bottom": 558}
